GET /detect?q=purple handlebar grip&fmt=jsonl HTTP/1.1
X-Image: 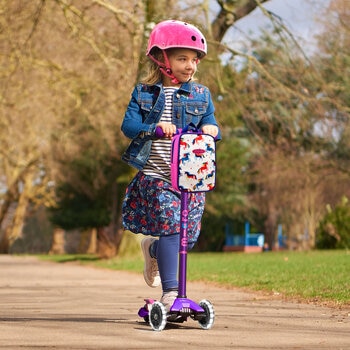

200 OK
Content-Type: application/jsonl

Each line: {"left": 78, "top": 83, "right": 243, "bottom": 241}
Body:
{"left": 155, "top": 127, "right": 165, "bottom": 138}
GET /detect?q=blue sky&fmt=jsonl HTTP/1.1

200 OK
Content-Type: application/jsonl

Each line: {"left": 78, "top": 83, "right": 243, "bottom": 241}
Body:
{"left": 220, "top": 0, "right": 332, "bottom": 52}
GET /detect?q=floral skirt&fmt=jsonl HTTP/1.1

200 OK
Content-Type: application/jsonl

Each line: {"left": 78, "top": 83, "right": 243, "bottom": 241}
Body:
{"left": 122, "top": 172, "right": 205, "bottom": 244}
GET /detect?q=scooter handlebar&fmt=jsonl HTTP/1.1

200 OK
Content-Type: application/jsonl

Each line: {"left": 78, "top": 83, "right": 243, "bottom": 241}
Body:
{"left": 155, "top": 126, "right": 218, "bottom": 140}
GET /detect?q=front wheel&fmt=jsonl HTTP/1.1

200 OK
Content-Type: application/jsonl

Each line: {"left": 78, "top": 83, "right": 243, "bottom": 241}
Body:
{"left": 198, "top": 299, "right": 215, "bottom": 330}
{"left": 149, "top": 301, "right": 167, "bottom": 331}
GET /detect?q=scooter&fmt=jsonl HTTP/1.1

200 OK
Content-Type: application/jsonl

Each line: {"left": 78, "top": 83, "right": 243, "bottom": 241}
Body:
{"left": 137, "top": 127, "right": 216, "bottom": 331}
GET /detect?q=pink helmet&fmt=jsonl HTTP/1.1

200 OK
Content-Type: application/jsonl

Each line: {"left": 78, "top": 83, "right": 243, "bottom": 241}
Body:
{"left": 146, "top": 20, "right": 207, "bottom": 59}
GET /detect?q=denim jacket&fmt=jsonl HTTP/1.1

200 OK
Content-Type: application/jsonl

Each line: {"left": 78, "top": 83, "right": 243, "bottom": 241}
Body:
{"left": 121, "top": 80, "right": 220, "bottom": 170}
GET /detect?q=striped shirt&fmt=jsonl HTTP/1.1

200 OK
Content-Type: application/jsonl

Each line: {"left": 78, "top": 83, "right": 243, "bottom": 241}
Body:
{"left": 142, "top": 87, "right": 177, "bottom": 182}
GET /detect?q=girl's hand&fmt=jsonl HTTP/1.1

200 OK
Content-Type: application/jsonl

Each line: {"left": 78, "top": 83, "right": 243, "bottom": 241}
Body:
{"left": 156, "top": 122, "right": 176, "bottom": 138}
{"left": 202, "top": 125, "right": 219, "bottom": 138}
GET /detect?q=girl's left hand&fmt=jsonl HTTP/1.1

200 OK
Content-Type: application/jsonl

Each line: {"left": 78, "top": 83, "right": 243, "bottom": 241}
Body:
{"left": 202, "top": 125, "right": 219, "bottom": 138}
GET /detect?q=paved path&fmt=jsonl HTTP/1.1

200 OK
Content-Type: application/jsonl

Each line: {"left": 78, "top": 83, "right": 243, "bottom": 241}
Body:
{"left": 0, "top": 255, "right": 349, "bottom": 349}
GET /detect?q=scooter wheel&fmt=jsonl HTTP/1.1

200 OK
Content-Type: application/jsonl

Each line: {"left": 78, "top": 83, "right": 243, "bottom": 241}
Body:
{"left": 198, "top": 299, "right": 215, "bottom": 330}
{"left": 149, "top": 301, "right": 167, "bottom": 331}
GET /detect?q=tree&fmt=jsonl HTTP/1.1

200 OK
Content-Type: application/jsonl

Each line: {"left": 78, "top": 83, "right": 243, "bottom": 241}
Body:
{"left": 49, "top": 110, "right": 129, "bottom": 257}
{"left": 228, "top": 0, "right": 350, "bottom": 249}
{"left": 315, "top": 0, "right": 350, "bottom": 172}
{"left": 0, "top": 0, "right": 137, "bottom": 253}
{"left": 317, "top": 196, "right": 350, "bottom": 249}
{"left": 0, "top": 0, "right": 57, "bottom": 252}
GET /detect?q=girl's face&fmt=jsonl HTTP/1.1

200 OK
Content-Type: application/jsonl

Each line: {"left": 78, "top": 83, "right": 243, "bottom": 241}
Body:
{"left": 164, "top": 48, "right": 199, "bottom": 85}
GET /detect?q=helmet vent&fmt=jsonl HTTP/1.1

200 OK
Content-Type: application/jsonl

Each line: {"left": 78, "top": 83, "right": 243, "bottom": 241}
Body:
{"left": 191, "top": 35, "right": 197, "bottom": 42}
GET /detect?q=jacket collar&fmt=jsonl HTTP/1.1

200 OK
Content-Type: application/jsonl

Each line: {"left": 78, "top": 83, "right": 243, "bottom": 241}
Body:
{"left": 178, "top": 81, "right": 192, "bottom": 94}
{"left": 154, "top": 80, "right": 192, "bottom": 95}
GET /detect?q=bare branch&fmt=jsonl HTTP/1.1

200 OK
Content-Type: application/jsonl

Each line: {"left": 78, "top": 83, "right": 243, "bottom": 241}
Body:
{"left": 212, "top": 0, "right": 269, "bottom": 42}
{"left": 24, "top": 0, "right": 46, "bottom": 45}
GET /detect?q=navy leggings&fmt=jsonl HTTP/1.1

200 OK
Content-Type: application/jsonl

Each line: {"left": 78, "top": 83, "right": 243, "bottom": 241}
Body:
{"left": 151, "top": 235, "right": 194, "bottom": 292}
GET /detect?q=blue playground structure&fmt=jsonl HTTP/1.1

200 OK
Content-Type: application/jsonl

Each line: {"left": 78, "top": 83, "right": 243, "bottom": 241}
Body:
{"left": 224, "top": 222, "right": 264, "bottom": 252}
{"left": 224, "top": 222, "right": 287, "bottom": 252}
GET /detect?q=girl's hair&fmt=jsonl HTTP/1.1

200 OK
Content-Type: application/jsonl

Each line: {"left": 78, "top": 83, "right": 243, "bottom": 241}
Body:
{"left": 141, "top": 48, "right": 163, "bottom": 85}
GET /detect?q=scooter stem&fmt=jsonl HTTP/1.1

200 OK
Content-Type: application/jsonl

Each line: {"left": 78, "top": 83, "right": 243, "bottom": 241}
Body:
{"left": 178, "top": 192, "right": 189, "bottom": 298}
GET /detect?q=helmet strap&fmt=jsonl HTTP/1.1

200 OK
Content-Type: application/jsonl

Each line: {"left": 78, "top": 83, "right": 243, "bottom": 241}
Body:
{"left": 148, "top": 50, "right": 180, "bottom": 84}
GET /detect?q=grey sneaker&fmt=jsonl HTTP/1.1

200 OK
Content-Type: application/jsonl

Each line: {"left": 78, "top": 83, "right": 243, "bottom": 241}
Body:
{"left": 141, "top": 238, "right": 160, "bottom": 288}
{"left": 160, "top": 290, "right": 178, "bottom": 311}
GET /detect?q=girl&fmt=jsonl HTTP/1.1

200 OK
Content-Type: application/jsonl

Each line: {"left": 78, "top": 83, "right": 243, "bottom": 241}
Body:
{"left": 121, "top": 20, "right": 220, "bottom": 310}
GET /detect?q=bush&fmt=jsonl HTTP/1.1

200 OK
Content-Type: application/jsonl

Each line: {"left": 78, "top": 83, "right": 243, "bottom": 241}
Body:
{"left": 316, "top": 196, "right": 350, "bottom": 249}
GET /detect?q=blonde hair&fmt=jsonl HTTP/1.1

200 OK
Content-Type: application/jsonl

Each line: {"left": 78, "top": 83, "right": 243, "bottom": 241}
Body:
{"left": 141, "top": 48, "right": 163, "bottom": 85}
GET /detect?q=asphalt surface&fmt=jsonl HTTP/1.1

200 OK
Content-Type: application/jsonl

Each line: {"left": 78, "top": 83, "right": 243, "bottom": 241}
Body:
{"left": 0, "top": 255, "right": 349, "bottom": 349}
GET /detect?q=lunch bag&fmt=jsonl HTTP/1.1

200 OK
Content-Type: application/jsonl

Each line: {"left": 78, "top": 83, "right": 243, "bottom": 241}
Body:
{"left": 171, "top": 129, "right": 216, "bottom": 192}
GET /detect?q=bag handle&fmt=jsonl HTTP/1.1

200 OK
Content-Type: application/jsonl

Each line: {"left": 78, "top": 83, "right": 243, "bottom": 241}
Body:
{"left": 182, "top": 122, "right": 199, "bottom": 134}
{"left": 155, "top": 123, "right": 198, "bottom": 138}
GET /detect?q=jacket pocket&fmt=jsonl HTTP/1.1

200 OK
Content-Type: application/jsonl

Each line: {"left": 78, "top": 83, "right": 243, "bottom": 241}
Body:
{"left": 185, "top": 102, "right": 207, "bottom": 125}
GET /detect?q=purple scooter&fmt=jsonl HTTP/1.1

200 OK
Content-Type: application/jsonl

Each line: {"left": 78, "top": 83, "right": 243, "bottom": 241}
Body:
{"left": 138, "top": 127, "right": 215, "bottom": 331}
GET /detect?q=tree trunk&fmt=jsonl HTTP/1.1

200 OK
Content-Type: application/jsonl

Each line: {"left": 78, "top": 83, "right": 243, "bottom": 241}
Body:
{"left": 211, "top": 0, "right": 268, "bottom": 42}
{"left": 0, "top": 202, "right": 17, "bottom": 253}
{"left": 97, "top": 227, "right": 116, "bottom": 259}
{"left": 0, "top": 171, "right": 34, "bottom": 253}
{"left": 0, "top": 228, "right": 11, "bottom": 254}
{"left": 86, "top": 228, "right": 97, "bottom": 254}
{"left": 49, "top": 227, "right": 66, "bottom": 255}
{"left": 107, "top": 181, "right": 124, "bottom": 256}
{"left": 263, "top": 199, "right": 278, "bottom": 250}
{"left": 0, "top": 181, "right": 18, "bottom": 226}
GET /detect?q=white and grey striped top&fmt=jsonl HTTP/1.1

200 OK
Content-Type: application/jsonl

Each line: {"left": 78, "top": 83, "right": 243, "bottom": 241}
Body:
{"left": 142, "top": 87, "right": 177, "bottom": 182}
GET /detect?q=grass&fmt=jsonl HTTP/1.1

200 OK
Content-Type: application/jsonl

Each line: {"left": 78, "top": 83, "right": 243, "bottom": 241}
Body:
{"left": 40, "top": 250, "right": 350, "bottom": 307}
